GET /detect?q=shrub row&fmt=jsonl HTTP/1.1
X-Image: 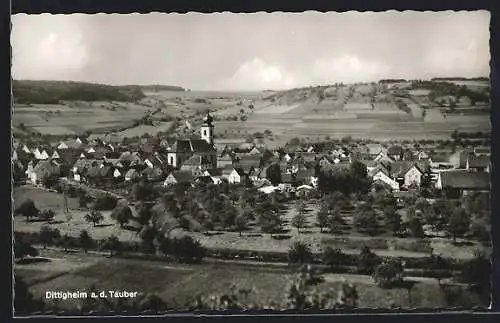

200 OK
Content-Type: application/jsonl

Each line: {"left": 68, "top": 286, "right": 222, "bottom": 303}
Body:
{"left": 15, "top": 231, "right": 463, "bottom": 272}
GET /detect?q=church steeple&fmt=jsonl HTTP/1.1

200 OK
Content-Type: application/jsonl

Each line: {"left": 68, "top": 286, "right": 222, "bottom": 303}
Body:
{"left": 200, "top": 111, "right": 214, "bottom": 144}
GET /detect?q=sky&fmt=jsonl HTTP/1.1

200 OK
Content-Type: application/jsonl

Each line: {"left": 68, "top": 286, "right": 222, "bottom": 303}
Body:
{"left": 11, "top": 11, "right": 491, "bottom": 91}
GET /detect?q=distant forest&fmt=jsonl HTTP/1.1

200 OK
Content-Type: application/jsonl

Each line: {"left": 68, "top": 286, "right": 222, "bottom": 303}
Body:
{"left": 378, "top": 79, "right": 407, "bottom": 84}
{"left": 379, "top": 77, "right": 489, "bottom": 84}
{"left": 430, "top": 77, "right": 489, "bottom": 82}
{"left": 13, "top": 80, "right": 146, "bottom": 104}
{"left": 140, "top": 85, "right": 186, "bottom": 92}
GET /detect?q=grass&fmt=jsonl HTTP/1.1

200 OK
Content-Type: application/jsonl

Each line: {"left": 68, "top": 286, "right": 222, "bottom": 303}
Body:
{"left": 16, "top": 251, "right": 482, "bottom": 310}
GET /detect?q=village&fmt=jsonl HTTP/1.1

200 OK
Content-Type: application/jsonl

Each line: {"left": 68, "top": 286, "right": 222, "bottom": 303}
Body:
{"left": 13, "top": 112, "right": 490, "bottom": 198}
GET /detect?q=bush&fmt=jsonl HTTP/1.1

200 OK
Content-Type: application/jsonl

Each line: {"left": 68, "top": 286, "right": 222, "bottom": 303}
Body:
{"left": 91, "top": 194, "right": 117, "bottom": 211}
{"left": 358, "top": 246, "right": 381, "bottom": 275}
{"left": 372, "top": 259, "right": 404, "bottom": 288}
{"left": 162, "top": 236, "right": 206, "bottom": 264}
{"left": 288, "top": 241, "right": 313, "bottom": 264}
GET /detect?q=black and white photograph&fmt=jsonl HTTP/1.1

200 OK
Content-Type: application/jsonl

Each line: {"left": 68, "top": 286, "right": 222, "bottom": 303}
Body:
{"left": 11, "top": 11, "right": 492, "bottom": 315}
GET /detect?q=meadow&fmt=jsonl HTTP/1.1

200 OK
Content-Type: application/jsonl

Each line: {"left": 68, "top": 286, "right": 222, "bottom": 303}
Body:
{"left": 15, "top": 249, "right": 470, "bottom": 310}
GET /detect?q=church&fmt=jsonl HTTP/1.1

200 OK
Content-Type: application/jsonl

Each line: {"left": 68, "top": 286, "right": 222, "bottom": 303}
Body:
{"left": 166, "top": 112, "right": 217, "bottom": 169}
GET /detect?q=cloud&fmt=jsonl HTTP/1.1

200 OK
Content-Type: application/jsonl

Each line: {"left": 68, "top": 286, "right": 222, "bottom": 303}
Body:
{"left": 311, "top": 55, "right": 392, "bottom": 84}
{"left": 214, "top": 58, "right": 297, "bottom": 91}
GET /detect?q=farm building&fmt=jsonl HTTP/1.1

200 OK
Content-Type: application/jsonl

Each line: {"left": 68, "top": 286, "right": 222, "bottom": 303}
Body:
{"left": 435, "top": 170, "right": 490, "bottom": 198}
{"left": 466, "top": 155, "right": 490, "bottom": 172}
{"left": 163, "top": 170, "right": 194, "bottom": 186}
{"left": 26, "top": 159, "right": 61, "bottom": 185}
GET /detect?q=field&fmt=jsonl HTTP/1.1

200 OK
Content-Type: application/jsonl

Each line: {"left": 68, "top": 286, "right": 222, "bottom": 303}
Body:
{"left": 12, "top": 81, "right": 490, "bottom": 146}
{"left": 14, "top": 186, "right": 487, "bottom": 261}
{"left": 15, "top": 249, "right": 470, "bottom": 310}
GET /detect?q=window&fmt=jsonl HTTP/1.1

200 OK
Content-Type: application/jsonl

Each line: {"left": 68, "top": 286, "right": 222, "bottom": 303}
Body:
{"left": 203, "top": 130, "right": 207, "bottom": 136}
{"left": 170, "top": 156, "right": 174, "bottom": 164}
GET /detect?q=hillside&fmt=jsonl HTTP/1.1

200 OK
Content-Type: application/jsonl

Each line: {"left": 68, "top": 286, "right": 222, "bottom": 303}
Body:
{"left": 12, "top": 80, "right": 146, "bottom": 104}
{"left": 140, "top": 85, "right": 186, "bottom": 92}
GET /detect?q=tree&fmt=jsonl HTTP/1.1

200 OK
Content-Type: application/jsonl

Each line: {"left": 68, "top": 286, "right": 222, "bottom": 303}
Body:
{"left": 358, "top": 246, "right": 380, "bottom": 275}
{"left": 168, "top": 236, "right": 206, "bottom": 263}
{"left": 14, "top": 233, "right": 38, "bottom": 259}
{"left": 372, "top": 259, "right": 404, "bottom": 288}
{"left": 288, "top": 241, "right": 313, "bottom": 264}
{"left": 235, "top": 214, "right": 248, "bottom": 237}
{"left": 110, "top": 204, "right": 133, "bottom": 228}
{"left": 406, "top": 215, "right": 425, "bottom": 238}
{"left": 139, "top": 225, "right": 160, "bottom": 254}
{"left": 57, "top": 234, "right": 72, "bottom": 252}
{"left": 316, "top": 206, "right": 329, "bottom": 233}
{"left": 258, "top": 210, "right": 282, "bottom": 236}
{"left": 15, "top": 199, "right": 39, "bottom": 222}
{"left": 447, "top": 207, "right": 471, "bottom": 242}
{"left": 139, "top": 294, "right": 168, "bottom": 312}
{"left": 353, "top": 209, "right": 380, "bottom": 236}
{"left": 384, "top": 207, "right": 402, "bottom": 235}
{"left": 134, "top": 202, "right": 152, "bottom": 226}
{"left": 79, "top": 230, "right": 93, "bottom": 253}
{"left": 265, "top": 164, "right": 282, "bottom": 186}
{"left": 39, "top": 226, "right": 61, "bottom": 249}
{"left": 38, "top": 209, "right": 55, "bottom": 223}
{"left": 85, "top": 210, "right": 104, "bottom": 227}
{"left": 14, "top": 275, "right": 45, "bottom": 314}
{"left": 339, "top": 283, "right": 359, "bottom": 308}
{"left": 131, "top": 181, "right": 153, "bottom": 201}
{"left": 78, "top": 192, "right": 91, "bottom": 208}
{"left": 292, "top": 213, "right": 307, "bottom": 234}
{"left": 102, "top": 235, "right": 122, "bottom": 256}
{"left": 328, "top": 207, "right": 346, "bottom": 234}
{"left": 322, "top": 247, "right": 346, "bottom": 268}
{"left": 460, "top": 251, "right": 490, "bottom": 300}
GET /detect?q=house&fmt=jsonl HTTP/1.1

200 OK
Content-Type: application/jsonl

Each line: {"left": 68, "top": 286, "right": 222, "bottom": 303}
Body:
{"left": 474, "top": 146, "right": 491, "bottom": 157}
{"left": 365, "top": 144, "right": 386, "bottom": 158}
{"left": 387, "top": 145, "right": 403, "bottom": 161}
{"left": 448, "top": 150, "right": 471, "bottom": 169}
{"left": 180, "top": 154, "right": 213, "bottom": 175}
{"left": 234, "top": 155, "right": 261, "bottom": 171}
{"left": 125, "top": 169, "right": 140, "bottom": 182}
{"left": 113, "top": 168, "right": 122, "bottom": 179}
{"left": 429, "top": 154, "right": 454, "bottom": 170}
{"left": 141, "top": 167, "right": 164, "bottom": 182}
{"left": 26, "top": 159, "right": 61, "bottom": 185}
{"left": 167, "top": 113, "right": 217, "bottom": 168}
{"left": 466, "top": 155, "right": 490, "bottom": 173}
{"left": 247, "top": 146, "right": 263, "bottom": 156}
{"left": 370, "top": 167, "right": 400, "bottom": 191}
{"left": 227, "top": 168, "right": 248, "bottom": 184}
{"left": 217, "top": 152, "right": 234, "bottom": 168}
{"left": 202, "top": 169, "right": 223, "bottom": 184}
{"left": 436, "top": 170, "right": 490, "bottom": 198}
{"left": 279, "top": 173, "right": 295, "bottom": 191}
{"left": 51, "top": 150, "right": 61, "bottom": 160}
{"left": 163, "top": 170, "right": 194, "bottom": 186}
{"left": 415, "top": 150, "right": 430, "bottom": 161}
{"left": 295, "top": 168, "right": 317, "bottom": 187}
{"left": 403, "top": 164, "right": 425, "bottom": 188}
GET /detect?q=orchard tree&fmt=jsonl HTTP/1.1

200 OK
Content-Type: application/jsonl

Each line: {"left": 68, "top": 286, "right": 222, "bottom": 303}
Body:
{"left": 235, "top": 214, "right": 248, "bottom": 237}
{"left": 15, "top": 199, "right": 39, "bottom": 222}
{"left": 39, "top": 226, "right": 61, "bottom": 249}
{"left": 85, "top": 210, "right": 104, "bottom": 227}
{"left": 384, "top": 207, "right": 402, "bottom": 235}
{"left": 110, "top": 204, "right": 133, "bottom": 228}
{"left": 39, "top": 209, "right": 55, "bottom": 223}
{"left": 372, "top": 259, "right": 405, "bottom": 288}
{"left": 447, "top": 207, "right": 471, "bottom": 242}
{"left": 406, "top": 215, "right": 425, "bottom": 238}
{"left": 14, "top": 233, "right": 38, "bottom": 259}
{"left": 316, "top": 205, "right": 329, "bottom": 233}
{"left": 79, "top": 230, "right": 94, "bottom": 253}
{"left": 288, "top": 241, "right": 313, "bottom": 264}
{"left": 292, "top": 212, "right": 307, "bottom": 234}
{"left": 103, "top": 235, "right": 122, "bottom": 256}
{"left": 358, "top": 246, "right": 381, "bottom": 275}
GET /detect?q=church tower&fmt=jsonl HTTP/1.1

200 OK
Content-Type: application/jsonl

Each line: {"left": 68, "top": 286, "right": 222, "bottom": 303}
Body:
{"left": 200, "top": 112, "right": 214, "bottom": 145}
